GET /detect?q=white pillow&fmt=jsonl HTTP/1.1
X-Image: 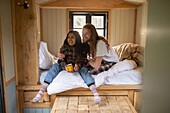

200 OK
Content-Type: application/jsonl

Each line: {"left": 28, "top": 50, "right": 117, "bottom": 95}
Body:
{"left": 39, "top": 42, "right": 53, "bottom": 69}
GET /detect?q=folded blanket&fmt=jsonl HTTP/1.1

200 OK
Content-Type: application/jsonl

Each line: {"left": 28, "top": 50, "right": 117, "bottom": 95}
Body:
{"left": 112, "top": 43, "right": 144, "bottom": 66}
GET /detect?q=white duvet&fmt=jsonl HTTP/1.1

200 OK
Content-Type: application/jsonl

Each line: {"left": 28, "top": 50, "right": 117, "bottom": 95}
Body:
{"left": 45, "top": 60, "right": 142, "bottom": 95}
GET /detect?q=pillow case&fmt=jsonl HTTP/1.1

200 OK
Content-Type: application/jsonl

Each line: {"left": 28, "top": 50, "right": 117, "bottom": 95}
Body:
{"left": 112, "top": 43, "right": 144, "bottom": 66}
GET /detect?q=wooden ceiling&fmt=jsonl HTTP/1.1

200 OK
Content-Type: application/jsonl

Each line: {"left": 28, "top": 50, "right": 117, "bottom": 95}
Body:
{"left": 37, "top": 0, "right": 146, "bottom": 9}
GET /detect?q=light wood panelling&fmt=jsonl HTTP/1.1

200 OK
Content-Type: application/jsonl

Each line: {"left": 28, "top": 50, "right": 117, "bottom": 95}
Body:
{"left": 110, "top": 9, "right": 135, "bottom": 47}
{"left": 136, "top": 4, "right": 148, "bottom": 47}
{"left": 12, "top": 0, "right": 39, "bottom": 85}
{"left": 42, "top": 8, "right": 67, "bottom": 56}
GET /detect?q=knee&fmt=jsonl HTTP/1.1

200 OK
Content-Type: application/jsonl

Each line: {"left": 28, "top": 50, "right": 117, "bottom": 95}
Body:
{"left": 52, "top": 63, "right": 59, "bottom": 68}
{"left": 80, "top": 67, "right": 88, "bottom": 72}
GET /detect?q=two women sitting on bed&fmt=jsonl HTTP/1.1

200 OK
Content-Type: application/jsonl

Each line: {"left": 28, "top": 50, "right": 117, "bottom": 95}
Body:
{"left": 33, "top": 23, "right": 119, "bottom": 104}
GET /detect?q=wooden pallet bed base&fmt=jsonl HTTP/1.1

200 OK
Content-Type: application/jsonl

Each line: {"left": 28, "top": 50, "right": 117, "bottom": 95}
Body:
{"left": 16, "top": 85, "right": 142, "bottom": 113}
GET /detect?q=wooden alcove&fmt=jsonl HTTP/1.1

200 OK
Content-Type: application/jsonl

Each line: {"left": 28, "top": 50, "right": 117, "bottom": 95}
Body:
{"left": 12, "top": 0, "right": 147, "bottom": 113}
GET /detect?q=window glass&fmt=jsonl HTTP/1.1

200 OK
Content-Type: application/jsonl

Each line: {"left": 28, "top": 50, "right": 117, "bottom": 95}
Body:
{"left": 96, "top": 29, "right": 104, "bottom": 36}
{"left": 73, "top": 16, "right": 86, "bottom": 28}
{"left": 92, "top": 16, "right": 104, "bottom": 28}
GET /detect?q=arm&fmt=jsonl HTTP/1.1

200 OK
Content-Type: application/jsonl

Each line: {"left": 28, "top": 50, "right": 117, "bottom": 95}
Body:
{"left": 89, "top": 56, "right": 103, "bottom": 69}
{"left": 57, "top": 46, "right": 67, "bottom": 70}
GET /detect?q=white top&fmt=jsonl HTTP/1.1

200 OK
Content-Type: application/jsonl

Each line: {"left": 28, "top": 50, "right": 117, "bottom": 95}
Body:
{"left": 96, "top": 40, "right": 119, "bottom": 62}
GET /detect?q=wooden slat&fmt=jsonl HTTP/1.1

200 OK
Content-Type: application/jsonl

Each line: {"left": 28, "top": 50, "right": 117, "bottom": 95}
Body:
{"left": 39, "top": 0, "right": 140, "bottom": 9}
{"left": 24, "top": 92, "right": 49, "bottom": 102}
{"left": 16, "top": 85, "right": 142, "bottom": 90}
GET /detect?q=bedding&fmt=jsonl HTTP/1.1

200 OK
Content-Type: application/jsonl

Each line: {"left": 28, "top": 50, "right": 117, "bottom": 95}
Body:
{"left": 38, "top": 42, "right": 143, "bottom": 95}
{"left": 39, "top": 60, "right": 142, "bottom": 95}
{"left": 39, "top": 42, "right": 58, "bottom": 69}
{"left": 112, "top": 43, "right": 144, "bottom": 66}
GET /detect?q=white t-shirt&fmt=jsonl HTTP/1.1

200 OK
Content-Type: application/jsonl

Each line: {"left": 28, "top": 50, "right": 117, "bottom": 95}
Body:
{"left": 95, "top": 40, "right": 119, "bottom": 63}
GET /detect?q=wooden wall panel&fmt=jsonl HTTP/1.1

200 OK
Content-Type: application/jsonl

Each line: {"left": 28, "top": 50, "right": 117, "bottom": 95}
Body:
{"left": 13, "top": 0, "right": 39, "bottom": 85}
{"left": 136, "top": 4, "right": 148, "bottom": 47}
{"left": 42, "top": 8, "right": 67, "bottom": 56}
{"left": 41, "top": 8, "right": 147, "bottom": 54}
{"left": 110, "top": 9, "right": 135, "bottom": 47}
{"left": 0, "top": 0, "right": 15, "bottom": 82}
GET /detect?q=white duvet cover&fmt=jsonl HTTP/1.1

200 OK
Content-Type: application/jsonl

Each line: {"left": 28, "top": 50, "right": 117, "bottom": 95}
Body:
{"left": 41, "top": 60, "right": 142, "bottom": 95}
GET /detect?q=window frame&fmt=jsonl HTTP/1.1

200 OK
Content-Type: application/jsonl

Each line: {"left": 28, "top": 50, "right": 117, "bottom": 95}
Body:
{"left": 67, "top": 9, "right": 110, "bottom": 42}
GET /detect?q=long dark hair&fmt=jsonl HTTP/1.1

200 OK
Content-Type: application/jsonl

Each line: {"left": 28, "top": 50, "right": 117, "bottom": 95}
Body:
{"left": 63, "top": 30, "right": 83, "bottom": 62}
{"left": 83, "top": 23, "right": 110, "bottom": 58}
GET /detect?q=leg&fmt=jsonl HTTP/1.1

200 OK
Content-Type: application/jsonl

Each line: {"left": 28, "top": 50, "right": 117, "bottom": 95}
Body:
{"left": 79, "top": 67, "right": 101, "bottom": 104}
{"left": 44, "top": 63, "right": 63, "bottom": 84}
{"left": 33, "top": 63, "right": 62, "bottom": 102}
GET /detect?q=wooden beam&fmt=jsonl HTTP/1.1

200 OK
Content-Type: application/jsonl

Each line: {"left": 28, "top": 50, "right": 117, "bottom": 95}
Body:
{"left": 39, "top": 0, "right": 140, "bottom": 9}
{"left": 13, "top": 0, "right": 39, "bottom": 85}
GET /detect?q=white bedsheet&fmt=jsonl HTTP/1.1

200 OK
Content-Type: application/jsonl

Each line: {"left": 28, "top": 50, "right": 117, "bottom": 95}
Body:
{"left": 39, "top": 60, "right": 142, "bottom": 95}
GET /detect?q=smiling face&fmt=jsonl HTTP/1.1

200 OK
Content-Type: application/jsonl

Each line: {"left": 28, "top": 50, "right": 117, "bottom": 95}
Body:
{"left": 67, "top": 33, "right": 76, "bottom": 46}
{"left": 82, "top": 28, "right": 91, "bottom": 43}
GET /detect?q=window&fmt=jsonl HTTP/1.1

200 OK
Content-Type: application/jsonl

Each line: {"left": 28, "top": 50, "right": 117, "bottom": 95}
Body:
{"left": 69, "top": 11, "right": 108, "bottom": 39}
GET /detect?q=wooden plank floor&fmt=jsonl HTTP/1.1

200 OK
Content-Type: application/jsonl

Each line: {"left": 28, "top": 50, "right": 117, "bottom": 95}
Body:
{"left": 51, "top": 96, "right": 137, "bottom": 113}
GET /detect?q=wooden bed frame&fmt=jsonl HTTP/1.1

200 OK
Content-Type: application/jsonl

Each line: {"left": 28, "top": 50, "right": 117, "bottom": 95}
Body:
{"left": 16, "top": 84, "right": 142, "bottom": 113}
{"left": 11, "top": 0, "right": 146, "bottom": 113}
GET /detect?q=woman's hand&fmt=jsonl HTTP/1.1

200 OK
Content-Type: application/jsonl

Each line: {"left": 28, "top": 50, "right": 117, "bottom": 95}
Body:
{"left": 58, "top": 52, "right": 65, "bottom": 59}
{"left": 74, "top": 64, "right": 79, "bottom": 72}
{"left": 89, "top": 56, "right": 103, "bottom": 69}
